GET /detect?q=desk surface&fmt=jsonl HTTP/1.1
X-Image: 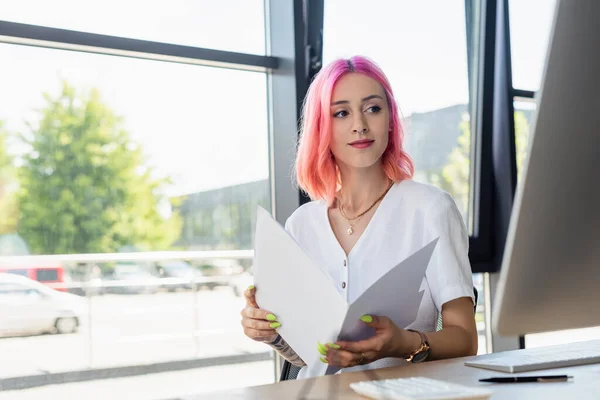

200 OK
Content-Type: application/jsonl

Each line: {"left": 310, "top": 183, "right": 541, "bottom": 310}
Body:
{"left": 185, "top": 355, "right": 600, "bottom": 399}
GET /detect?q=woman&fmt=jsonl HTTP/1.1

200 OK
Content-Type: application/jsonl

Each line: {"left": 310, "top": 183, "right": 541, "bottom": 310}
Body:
{"left": 241, "top": 56, "right": 478, "bottom": 379}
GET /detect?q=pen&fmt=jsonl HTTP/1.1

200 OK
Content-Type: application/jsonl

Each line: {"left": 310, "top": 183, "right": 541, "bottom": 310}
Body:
{"left": 479, "top": 375, "right": 573, "bottom": 383}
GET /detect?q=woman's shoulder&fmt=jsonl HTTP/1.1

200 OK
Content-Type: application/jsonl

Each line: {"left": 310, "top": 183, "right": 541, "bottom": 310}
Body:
{"left": 395, "top": 179, "right": 455, "bottom": 210}
{"left": 284, "top": 199, "right": 326, "bottom": 231}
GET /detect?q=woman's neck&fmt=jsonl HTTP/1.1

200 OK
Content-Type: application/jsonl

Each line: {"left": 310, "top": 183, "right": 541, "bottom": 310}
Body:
{"left": 337, "top": 165, "right": 391, "bottom": 214}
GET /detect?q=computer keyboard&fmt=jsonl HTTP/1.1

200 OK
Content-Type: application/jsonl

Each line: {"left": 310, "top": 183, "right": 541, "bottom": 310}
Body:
{"left": 349, "top": 377, "right": 493, "bottom": 400}
{"left": 465, "top": 339, "right": 600, "bottom": 373}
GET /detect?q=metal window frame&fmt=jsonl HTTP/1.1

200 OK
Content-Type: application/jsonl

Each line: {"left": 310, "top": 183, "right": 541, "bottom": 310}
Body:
{"left": 294, "top": 0, "right": 324, "bottom": 208}
{"left": 0, "top": 20, "right": 278, "bottom": 72}
{"left": 266, "top": 0, "right": 323, "bottom": 226}
{"left": 512, "top": 88, "right": 535, "bottom": 99}
{"left": 467, "top": 0, "right": 526, "bottom": 277}
{"left": 266, "top": 0, "right": 324, "bottom": 380}
{"left": 466, "top": 0, "right": 496, "bottom": 272}
{"left": 485, "top": 0, "right": 523, "bottom": 352}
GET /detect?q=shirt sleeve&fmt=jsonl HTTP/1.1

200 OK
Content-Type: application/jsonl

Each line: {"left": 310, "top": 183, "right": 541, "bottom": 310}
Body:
{"left": 423, "top": 192, "right": 475, "bottom": 312}
{"left": 284, "top": 214, "right": 296, "bottom": 237}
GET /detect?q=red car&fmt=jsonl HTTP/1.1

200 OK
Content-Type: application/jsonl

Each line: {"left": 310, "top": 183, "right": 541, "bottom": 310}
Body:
{"left": 0, "top": 261, "right": 67, "bottom": 292}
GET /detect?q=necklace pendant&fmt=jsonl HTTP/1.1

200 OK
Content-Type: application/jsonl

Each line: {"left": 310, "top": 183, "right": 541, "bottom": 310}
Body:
{"left": 347, "top": 227, "right": 354, "bottom": 235}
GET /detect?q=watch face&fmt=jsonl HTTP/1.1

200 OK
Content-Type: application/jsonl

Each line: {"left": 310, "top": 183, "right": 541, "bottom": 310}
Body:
{"left": 412, "top": 349, "right": 430, "bottom": 363}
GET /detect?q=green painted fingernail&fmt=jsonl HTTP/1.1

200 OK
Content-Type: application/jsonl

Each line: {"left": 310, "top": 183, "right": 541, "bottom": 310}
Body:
{"left": 317, "top": 342, "right": 328, "bottom": 355}
{"left": 247, "top": 285, "right": 255, "bottom": 290}
{"left": 327, "top": 343, "right": 340, "bottom": 349}
{"left": 266, "top": 314, "right": 277, "bottom": 321}
{"left": 360, "top": 315, "right": 373, "bottom": 323}
{"left": 320, "top": 357, "right": 328, "bottom": 364}
{"left": 270, "top": 322, "right": 281, "bottom": 328}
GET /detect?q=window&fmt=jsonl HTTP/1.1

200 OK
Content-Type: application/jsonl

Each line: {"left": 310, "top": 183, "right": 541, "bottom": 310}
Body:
{"left": 1, "top": 0, "right": 266, "bottom": 54}
{"left": 1, "top": 42, "right": 270, "bottom": 256}
{"left": 324, "top": 0, "right": 488, "bottom": 354}
{"left": 35, "top": 269, "right": 59, "bottom": 282}
{"left": 0, "top": 282, "right": 27, "bottom": 294}
{"left": 513, "top": 99, "right": 536, "bottom": 180}
{"left": 509, "top": 0, "right": 558, "bottom": 178}
{"left": 0, "top": 14, "right": 274, "bottom": 393}
{"left": 4, "top": 269, "right": 29, "bottom": 277}
{"left": 508, "top": 0, "right": 557, "bottom": 91}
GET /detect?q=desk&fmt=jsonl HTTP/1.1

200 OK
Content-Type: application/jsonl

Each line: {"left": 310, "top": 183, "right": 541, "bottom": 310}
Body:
{"left": 184, "top": 355, "right": 600, "bottom": 399}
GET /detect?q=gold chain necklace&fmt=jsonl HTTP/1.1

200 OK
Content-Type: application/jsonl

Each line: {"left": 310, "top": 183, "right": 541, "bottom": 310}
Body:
{"left": 338, "top": 180, "right": 393, "bottom": 235}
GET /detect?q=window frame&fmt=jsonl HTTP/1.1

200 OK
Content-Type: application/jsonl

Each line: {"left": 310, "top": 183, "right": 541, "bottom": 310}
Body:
{"left": 0, "top": 0, "right": 305, "bottom": 381}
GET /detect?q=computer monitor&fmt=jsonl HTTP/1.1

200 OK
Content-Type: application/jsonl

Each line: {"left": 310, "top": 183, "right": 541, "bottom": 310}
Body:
{"left": 492, "top": 0, "right": 600, "bottom": 337}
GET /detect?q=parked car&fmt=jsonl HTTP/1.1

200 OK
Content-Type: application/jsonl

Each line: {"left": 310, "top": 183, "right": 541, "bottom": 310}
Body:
{"left": 156, "top": 260, "right": 203, "bottom": 291}
{"left": 0, "top": 273, "right": 87, "bottom": 337}
{"left": 105, "top": 263, "right": 161, "bottom": 295}
{"left": 0, "top": 261, "right": 68, "bottom": 292}
{"left": 199, "top": 259, "right": 245, "bottom": 290}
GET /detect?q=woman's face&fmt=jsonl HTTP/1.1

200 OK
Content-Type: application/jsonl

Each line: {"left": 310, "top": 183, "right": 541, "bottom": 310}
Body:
{"left": 329, "top": 73, "right": 390, "bottom": 171}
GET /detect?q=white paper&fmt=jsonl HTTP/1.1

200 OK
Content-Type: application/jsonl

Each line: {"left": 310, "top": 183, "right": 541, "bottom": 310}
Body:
{"left": 253, "top": 207, "right": 438, "bottom": 377}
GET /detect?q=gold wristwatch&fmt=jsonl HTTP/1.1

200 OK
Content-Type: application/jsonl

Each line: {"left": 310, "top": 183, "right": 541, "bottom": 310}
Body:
{"left": 404, "top": 329, "right": 431, "bottom": 363}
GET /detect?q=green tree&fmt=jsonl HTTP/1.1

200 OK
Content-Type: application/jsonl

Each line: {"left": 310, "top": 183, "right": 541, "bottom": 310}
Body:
{"left": 427, "top": 111, "right": 531, "bottom": 218}
{"left": 514, "top": 111, "right": 530, "bottom": 180}
{"left": 0, "top": 122, "right": 19, "bottom": 234}
{"left": 17, "top": 82, "right": 181, "bottom": 255}
{"left": 426, "top": 115, "right": 472, "bottom": 216}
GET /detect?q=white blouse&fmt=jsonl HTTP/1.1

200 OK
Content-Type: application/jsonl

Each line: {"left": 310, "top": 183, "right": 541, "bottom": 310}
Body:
{"left": 284, "top": 179, "right": 475, "bottom": 379}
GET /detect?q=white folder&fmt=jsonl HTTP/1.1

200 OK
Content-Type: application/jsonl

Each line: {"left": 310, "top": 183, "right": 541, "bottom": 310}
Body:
{"left": 253, "top": 206, "right": 438, "bottom": 377}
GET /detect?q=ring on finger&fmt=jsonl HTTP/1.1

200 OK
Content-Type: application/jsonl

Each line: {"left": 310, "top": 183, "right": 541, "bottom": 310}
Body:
{"left": 358, "top": 352, "right": 366, "bottom": 365}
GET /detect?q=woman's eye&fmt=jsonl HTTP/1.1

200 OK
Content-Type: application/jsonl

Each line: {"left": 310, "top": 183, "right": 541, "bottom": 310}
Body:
{"left": 366, "top": 105, "right": 382, "bottom": 113}
{"left": 333, "top": 110, "right": 348, "bottom": 118}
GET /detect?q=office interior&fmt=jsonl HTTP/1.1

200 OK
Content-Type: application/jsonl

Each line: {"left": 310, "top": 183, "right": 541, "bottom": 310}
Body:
{"left": 0, "top": 0, "right": 598, "bottom": 399}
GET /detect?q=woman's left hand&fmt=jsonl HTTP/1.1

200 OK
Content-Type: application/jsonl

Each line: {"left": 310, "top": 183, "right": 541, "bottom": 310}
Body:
{"left": 318, "top": 314, "right": 419, "bottom": 368}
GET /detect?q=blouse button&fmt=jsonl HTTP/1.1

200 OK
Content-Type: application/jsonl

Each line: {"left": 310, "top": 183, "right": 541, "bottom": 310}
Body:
{"left": 343, "top": 260, "right": 347, "bottom": 267}
{"left": 342, "top": 282, "right": 346, "bottom": 289}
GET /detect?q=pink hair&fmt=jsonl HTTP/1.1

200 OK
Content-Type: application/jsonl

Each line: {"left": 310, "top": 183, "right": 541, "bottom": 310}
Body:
{"left": 295, "top": 56, "right": 414, "bottom": 205}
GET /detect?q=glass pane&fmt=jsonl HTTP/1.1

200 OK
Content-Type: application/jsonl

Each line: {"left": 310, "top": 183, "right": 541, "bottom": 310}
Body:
{"left": 1, "top": 0, "right": 266, "bottom": 55}
{"left": 324, "top": 0, "right": 474, "bottom": 224}
{"left": 3, "top": 269, "right": 28, "bottom": 277}
{"left": 513, "top": 100, "right": 536, "bottom": 180}
{"left": 509, "top": 0, "right": 557, "bottom": 91}
{"left": 0, "top": 42, "right": 272, "bottom": 395}
{"left": 35, "top": 269, "right": 59, "bottom": 282}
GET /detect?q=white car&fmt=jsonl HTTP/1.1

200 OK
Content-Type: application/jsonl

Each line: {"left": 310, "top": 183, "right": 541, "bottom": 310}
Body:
{"left": 0, "top": 273, "right": 87, "bottom": 337}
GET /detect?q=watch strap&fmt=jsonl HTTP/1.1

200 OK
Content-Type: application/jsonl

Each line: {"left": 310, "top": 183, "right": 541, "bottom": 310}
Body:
{"left": 404, "top": 329, "right": 431, "bottom": 363}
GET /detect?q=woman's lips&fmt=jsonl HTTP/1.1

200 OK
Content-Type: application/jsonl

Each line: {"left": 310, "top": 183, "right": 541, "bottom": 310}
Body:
{"left": 349, "top": 140, "right": 374, "bottom": 149}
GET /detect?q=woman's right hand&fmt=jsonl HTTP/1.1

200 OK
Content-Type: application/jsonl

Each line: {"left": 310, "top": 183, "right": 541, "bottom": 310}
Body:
{"left": 240, "top": 285, "right": 281, "bottom": 343}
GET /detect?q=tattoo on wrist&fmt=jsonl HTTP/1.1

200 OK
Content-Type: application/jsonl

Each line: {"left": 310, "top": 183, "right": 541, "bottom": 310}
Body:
{"left": 268, "top": 335, "right": 306, "bottom": 367}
